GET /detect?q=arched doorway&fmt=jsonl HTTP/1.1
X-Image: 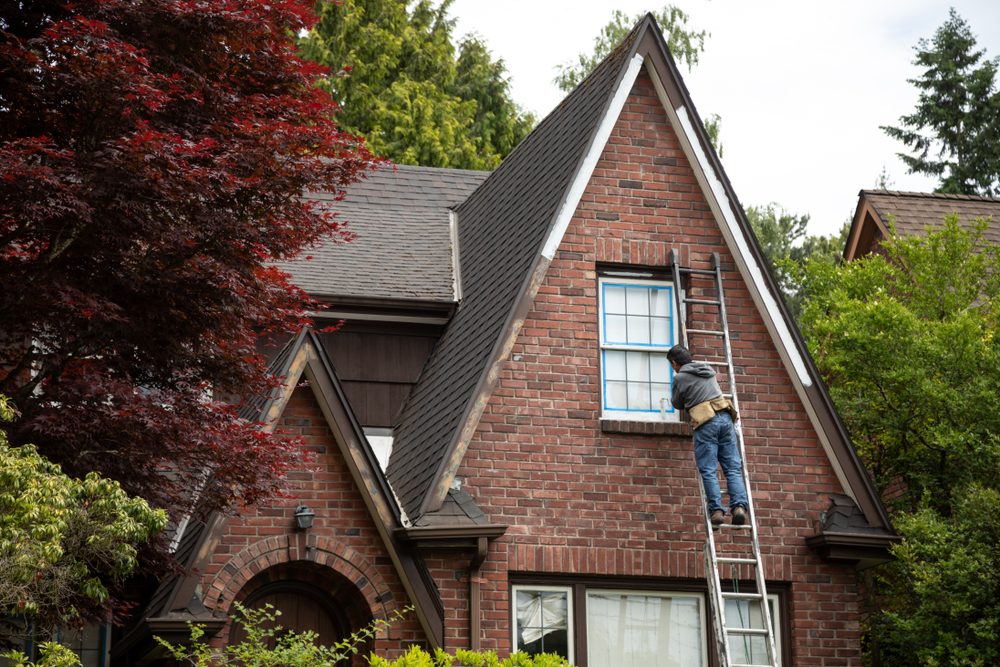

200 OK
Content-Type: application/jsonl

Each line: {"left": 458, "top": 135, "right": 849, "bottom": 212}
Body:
{"left": 230, "top": 581, "right": 351, "bottom": 650}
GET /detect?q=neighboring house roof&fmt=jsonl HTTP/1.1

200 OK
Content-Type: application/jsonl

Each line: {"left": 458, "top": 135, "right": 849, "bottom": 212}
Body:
{"left": 845, "top": 189, "right": 1000, "bottom": 261}
{"left": 384, "top": 13, "right": 895, "bottom": 546}
{"left": 278, "top": 165, "right": 487, "bottom": 304}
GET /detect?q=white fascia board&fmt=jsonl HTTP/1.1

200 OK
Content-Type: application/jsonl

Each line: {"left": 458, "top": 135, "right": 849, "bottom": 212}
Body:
{"left": 540, "top": 54, "right": 646, "bottom": 260}
{"left": 450, "top": 210, "right": 463, "bottom": 301}
{"left": 642, "top": 57, "right": 859, "bottom": 506}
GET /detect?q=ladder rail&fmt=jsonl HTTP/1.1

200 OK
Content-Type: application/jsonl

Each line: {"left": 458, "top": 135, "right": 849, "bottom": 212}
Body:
{"left": 711, "top": 254, "right": 778, "bottom": 667}
{"left": 672, "top": 251, "right": 778, "bottom": 667}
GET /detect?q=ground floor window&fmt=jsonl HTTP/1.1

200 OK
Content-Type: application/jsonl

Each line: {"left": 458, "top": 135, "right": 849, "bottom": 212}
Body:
{"left": 511, "top": 579, "right": 783, "bottom": 667}
{"left": 0, "top": 624, "right": 108, "bottom": 667}
{"left": 511, "top": 585, "right": 573, "bottom": 663}
{"left": 587, "top": 591, "right": 706, "bottom": 667}
{"left": 725, "top": 597, "right": 781, "bottom": 667}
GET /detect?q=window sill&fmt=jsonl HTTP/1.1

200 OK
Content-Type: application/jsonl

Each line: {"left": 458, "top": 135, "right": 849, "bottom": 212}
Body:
{"left": 600, "top": 419, "right": 692, "bottom": 436}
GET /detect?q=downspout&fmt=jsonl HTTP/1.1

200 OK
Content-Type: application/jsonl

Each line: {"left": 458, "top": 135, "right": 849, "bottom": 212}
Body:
{"left": 469, "top": 537, "right": 489, "bottom": 651}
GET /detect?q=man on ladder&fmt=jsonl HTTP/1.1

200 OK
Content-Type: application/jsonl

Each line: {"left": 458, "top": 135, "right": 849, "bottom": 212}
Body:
{"left": 668, "top": 344, "right": 748, "bottom": 529}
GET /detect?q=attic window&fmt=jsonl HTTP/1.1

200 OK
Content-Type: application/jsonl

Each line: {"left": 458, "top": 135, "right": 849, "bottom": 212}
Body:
{"left": 597, "top": 276, "right": 679, "bottom": 422}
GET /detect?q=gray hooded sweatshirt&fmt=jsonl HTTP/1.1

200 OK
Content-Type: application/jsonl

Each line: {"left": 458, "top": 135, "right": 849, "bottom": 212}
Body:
{"left": 671, "top": 361, "right": 723, "bottom": 411}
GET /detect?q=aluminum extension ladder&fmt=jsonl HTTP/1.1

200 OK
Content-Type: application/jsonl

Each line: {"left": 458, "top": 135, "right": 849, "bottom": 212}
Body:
{"left": 669, "top": 251, "right": 778, "bottom": 667}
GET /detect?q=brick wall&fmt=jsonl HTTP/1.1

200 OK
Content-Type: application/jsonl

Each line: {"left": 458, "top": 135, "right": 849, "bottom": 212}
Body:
{"left": 455, "top": 72, "right": 861, "bottom": 665}
{"left": 199, "top": 386, "right": 426, "bottom": 662}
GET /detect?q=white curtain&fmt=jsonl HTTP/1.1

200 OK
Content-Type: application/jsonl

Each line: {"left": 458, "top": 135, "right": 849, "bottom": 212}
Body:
{"left": 587, "top": 594, "right": 702, "bottom": 667}
{"left": 516, "top": 591, "right": 568, "bottom": 646}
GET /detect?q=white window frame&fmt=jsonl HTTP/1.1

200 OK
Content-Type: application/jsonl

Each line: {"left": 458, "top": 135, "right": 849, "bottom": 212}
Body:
{"left": 585, "top": 589, "right": 708, "bottom": 667}
{"left": 597, "top": 276, "right": 678, "bottom": 422}
{"left": 510, "top": 584, "right": 574, "bottom": 664}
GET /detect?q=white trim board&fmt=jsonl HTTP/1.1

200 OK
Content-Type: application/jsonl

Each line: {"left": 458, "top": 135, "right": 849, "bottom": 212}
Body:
{"left": 642, "top": 57, "right": 858, "bottom": 506}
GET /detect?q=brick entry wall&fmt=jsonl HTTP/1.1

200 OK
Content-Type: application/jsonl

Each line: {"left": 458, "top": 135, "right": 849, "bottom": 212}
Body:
{"left": 455, "top": 71, "right": 862, "bottom": 666}
{"left": 198, "top": 387, "right": 427, "bottom": 662}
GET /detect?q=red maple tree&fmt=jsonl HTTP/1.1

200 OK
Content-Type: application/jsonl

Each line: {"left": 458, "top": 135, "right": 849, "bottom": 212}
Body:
{"left": 0, "top": 0, "right": 379, "bottom": 619}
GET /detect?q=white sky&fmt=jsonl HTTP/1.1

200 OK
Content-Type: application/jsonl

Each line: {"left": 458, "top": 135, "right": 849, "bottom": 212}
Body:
{"left": 448, "top": 0, "right": 1000, "bottom": 237}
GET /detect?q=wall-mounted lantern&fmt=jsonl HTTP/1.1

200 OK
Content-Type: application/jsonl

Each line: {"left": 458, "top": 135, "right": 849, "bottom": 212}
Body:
{"left": 294, "top": 504, "right": 316, "bottom": 530}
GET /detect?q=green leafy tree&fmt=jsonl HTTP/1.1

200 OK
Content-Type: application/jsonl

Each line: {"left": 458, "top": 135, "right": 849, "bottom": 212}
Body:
{"left": 795, "top": 214, "right": 1000, "bottom": 665}
{"left": 881, "top": 9, "right": 1000, "bottom": 196}
{"left": 746, "top": 204, "right": 848, "bottom": 320}
{"left": 872, "top": 484, "right": 1000, "bottom": 666}
{"left": 553, "top": 6, "right": 707, "bottom": 89}
{"left": 796, "top": 214, "right": 1000, "bottom": 515}
{"left": 553, "top": 7, "right": 720, "bottom": 156}
{"left": 0, "top": 397, "right": 167, "bottom": 637}
{"left": 299, "top": 0, "right": 533, "bottom": 169}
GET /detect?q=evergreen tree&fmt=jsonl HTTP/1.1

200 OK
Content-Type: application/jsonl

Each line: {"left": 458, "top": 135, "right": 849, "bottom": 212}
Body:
{"left": 300, "top": 0, "right": 534, "bottom": 170}
{"left": 882, "top": 9, "right": 1000, "bottom": 196}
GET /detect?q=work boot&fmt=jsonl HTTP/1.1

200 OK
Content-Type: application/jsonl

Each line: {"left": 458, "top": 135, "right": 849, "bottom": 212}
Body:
{"left": 732, "top": 506, "right": 747, "bottom": 526}
{"left": 710, "top": 510, "right": 725, "bottom": 530}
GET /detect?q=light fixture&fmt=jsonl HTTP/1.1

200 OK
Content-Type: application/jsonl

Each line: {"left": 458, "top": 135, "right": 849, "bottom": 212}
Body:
{"left": 294, "top": 504, "right": 315, "bottom": 530}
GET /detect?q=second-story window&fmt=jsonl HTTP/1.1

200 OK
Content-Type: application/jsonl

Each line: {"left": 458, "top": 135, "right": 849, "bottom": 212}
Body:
{"left": 598, "top": 274, "right": 677, "bottom": 421}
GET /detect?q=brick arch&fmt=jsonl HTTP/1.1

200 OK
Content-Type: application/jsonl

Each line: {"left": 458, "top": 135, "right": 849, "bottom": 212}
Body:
{"left": 205, "top": 534, "right": 399, "bottom": 629}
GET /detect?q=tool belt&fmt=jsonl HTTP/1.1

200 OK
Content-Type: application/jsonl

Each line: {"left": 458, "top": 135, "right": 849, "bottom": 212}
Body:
{"left": 689, "top": 396, "right": 738, "bottom": 430}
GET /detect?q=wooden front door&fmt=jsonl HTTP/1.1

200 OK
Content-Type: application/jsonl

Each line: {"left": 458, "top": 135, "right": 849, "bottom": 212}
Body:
{"left": 231, "top": 582, "right": 350, "bottom": 651}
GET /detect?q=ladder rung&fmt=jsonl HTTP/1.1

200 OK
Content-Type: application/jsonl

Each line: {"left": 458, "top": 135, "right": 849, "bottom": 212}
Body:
{"left": 721, "top": 592, "right": 763, "bottom": 600}
{"left": 732, "top": 663, "right": 774, "bottom": 667}
{"left": 683, "top": 298, "right": 721, "bottom": 305}
{"left": 688, "top": 329, "right": 725, "bottom": 336}
{"left": 718, "top": 523, "right": 753, "bottom": 530}
{"left": 726, "top": 627, "right": 770, "bottom": 636}
{"left": 703, "top": 360, "right": 728, "bottom": 366}
{"left": 717, "top": 557, "right": 756, "bottom": 565}
{"left": 678, "top": 267, "right": 716, "bottom": 276}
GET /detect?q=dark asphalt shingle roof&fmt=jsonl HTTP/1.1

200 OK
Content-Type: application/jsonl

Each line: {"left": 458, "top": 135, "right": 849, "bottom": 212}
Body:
{"left": 385, "top": 22, "right": 644, "bottom": 519}
{"left": 279, "top": 165, "right": 488, "bottom": 302}
{"left": 864, "top": 189, "right": 1000, "bottom": 246}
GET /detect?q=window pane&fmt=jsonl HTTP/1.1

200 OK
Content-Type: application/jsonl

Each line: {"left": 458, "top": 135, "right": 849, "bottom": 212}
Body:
{"left": 588, "top": 594, "right": 703, "bottom": 667}
{"left": 604, "top": 285, "right": 627, "bottom": 314}
{"left": 628, "top": 382, "right": 651, "bottom": 411}
{"left": 606, "top": 381, "right": 628, "bottom": 410}
{"left": 651, "top": 383, "right": 671, "bottom": 411}
{"left": 604, "top": 351, "right": 626, "bottom": 381}
{"left": 725, "top": 599, "right": 778, "bottom": 666}
{"left": 650, "top": 288, "right": 672, "bottom": 317}
{"left": 626, "top": 352, "right": 649, "bottom": 382}
{"left": 605, "top": 315, "right": 627, "bottom": 344}
{"left": 649, "top": 353, "right": 671, "bottom": 382}
{"left": 651, "top": 317, "right": 670, "bottom": 345}
{"left": 625, "top": 287, "right": 649, "bottom": 315}
{"left": 516, "top": 590, "right": 570, "bottom": 660}
{"left": 626, "top": 315, "right": 650, "bottom": 344}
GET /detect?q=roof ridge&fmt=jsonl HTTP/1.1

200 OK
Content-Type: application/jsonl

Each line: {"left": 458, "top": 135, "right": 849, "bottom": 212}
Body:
{"left": 862, "top": 189, "right": 1000, "bottom": 203}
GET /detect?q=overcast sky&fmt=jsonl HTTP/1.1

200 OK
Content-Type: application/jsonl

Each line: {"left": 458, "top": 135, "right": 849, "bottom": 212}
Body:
{"left": 448, "top": 1, "right": 1000, "bottom": 238}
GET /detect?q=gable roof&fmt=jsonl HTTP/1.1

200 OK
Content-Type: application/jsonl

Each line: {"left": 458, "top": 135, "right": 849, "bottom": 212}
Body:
{"left": 385, "top": 14, "right": 894, "bottom": 540}
{"left": 845, "top": 189, "right": 1000, "bottom": 260}
{"left": 278, "top": 165, "right": 487, "bottom": 303}
{"left": 386, "top": 19, "right": 646, "bottom": 519}
{"left": 115, "top": 330, "right": 459, "bottom": 658}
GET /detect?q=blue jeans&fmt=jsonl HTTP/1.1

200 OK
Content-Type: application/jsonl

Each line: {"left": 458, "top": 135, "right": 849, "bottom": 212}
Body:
{"left": 693, "top": 411, "right": 748, "bottom": 514}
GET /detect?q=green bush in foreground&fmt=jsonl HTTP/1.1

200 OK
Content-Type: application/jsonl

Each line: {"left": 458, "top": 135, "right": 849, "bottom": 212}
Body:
{"left": 371, "top": 645, "right": 570, "bottom": 667}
